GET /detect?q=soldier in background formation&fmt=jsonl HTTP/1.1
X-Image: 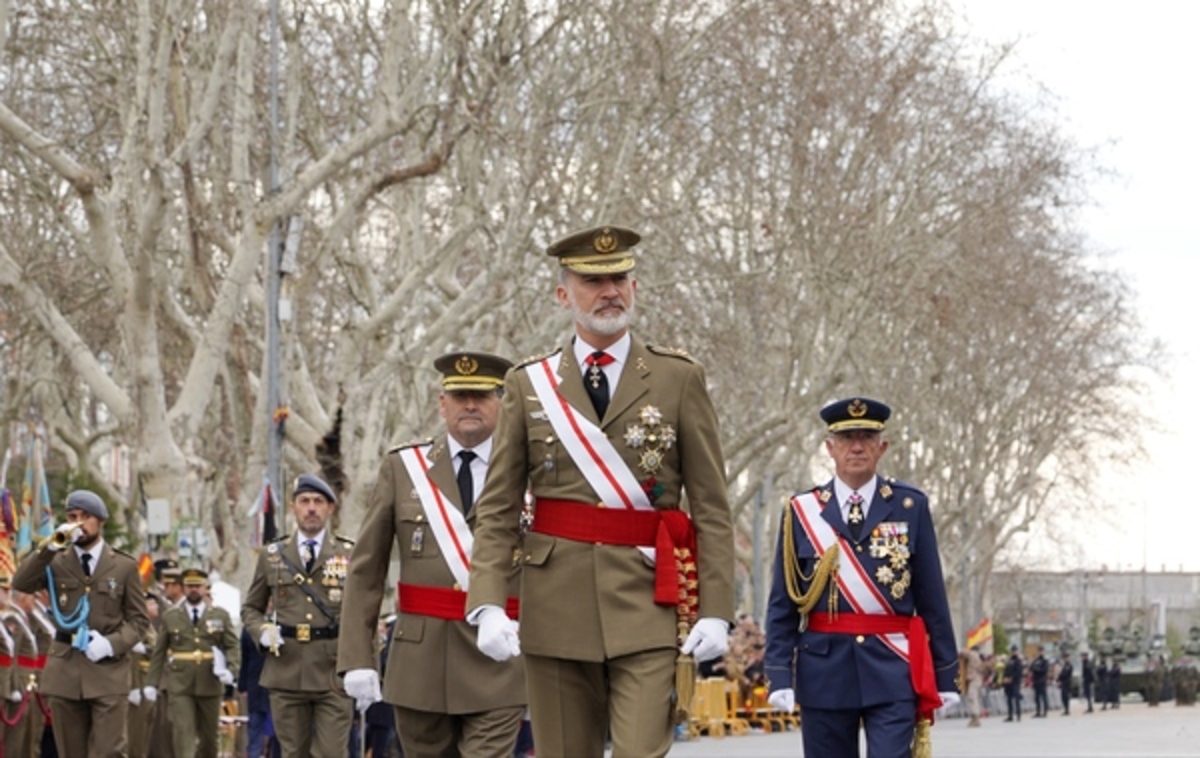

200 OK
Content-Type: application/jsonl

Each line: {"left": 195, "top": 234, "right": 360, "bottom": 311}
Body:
{"left": 1030, "top": 646, "right": 1050, "bottom": 717}
{"left": 1080, "top": 651, "right": 1095, "bottom": 713}
{"left": 126, "top": 590, "right": 159, "bottom": 758}
{"left": 961, "top": 645, "right": 986, "bottom": 727}
{"left": 339, "top": 351, "right": 526, "bottom": 758}
{"left": 1057, "top": 652, "right": 1074, "bottom": 715}
{"left": 147, "top": 567, "right": 239, "bottom": 758}
{"left": 243, "top": 473, "right": 354, "bottom": 758}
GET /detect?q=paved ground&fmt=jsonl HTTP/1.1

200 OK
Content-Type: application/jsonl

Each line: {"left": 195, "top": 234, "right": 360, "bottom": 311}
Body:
{"left": 665, "top": 702, "right": 1200, "bottom": 756}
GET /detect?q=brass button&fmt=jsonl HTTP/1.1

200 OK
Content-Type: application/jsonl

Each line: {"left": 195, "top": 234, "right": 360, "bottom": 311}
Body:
{"left": 524, "top": 555, "right": 532, "bottom": 563}
{"left": 306, "top": 597, "right": 313, "bottom": 603}
{"left": 855, "top": 635, "right": 865, "bottom": 644}
{"left": 856, "top": 545, "right": 863, "bottom": 553}
{"left": 305, "top": 613, "right": 313, "bottom": 620}
{"left": 597, "top": 502, "right": 606, "bottom": 508}
{"left": 452, "top": 583, "right": 462, "bottom": 591}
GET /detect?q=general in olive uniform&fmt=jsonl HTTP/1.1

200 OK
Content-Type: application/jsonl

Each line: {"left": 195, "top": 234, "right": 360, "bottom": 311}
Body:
{"left": 11, "top": 490, "right": 150, "bottom": 758}
{"left": 339, "top": 352, "right": 526, "bottom": 758}
{"left": 242, "top": 473, "right": 354, "bottom": 758}
{"left": 1, "top": 575, "right": 40, "bottom": 757}
{"left": 764, "top": 398, "right": 959, "bottom": 758}
{"left": 466, "top": 226, "right": 736, "bottom": 758}
{"left": 147, "top": 568, "right": 239, "bottom": 758}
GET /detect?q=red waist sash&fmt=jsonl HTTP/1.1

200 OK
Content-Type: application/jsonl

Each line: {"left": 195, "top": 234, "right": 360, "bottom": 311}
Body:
{"left": 397, "top": 583, "right": 518, "bottom": 622}
{"left": 532, "top": 498, "right": 696, "bottom": 607}
{"left": 807, "top": 612, "right": 942, "bottom": 718}
{"left": 34, "top": 655, "right": 46, "bottom": 670}
{"left": 0, "top": 655, "right": 10, "bottom": 666}
{"left": 17, "top": 656, "right": 39, "bottom": 669}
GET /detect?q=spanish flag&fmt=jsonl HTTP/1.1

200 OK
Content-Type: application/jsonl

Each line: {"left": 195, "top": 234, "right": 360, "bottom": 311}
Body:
{"left": 966, "top": 617, "right": 993, "bottom": 649}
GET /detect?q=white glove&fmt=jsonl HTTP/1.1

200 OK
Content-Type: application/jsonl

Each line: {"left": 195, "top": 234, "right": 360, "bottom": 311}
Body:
{"left": 8, "top": 690, "right": 22, "bottom": 703}
{"left": 680, "top": 617, "right": 730, "bottom": 662}
{"left": 474, "top": 605, "right": 521, "bottom": 662}
{"left": 939, "top": 691, "right": 961, "bottom": 709}
{"left": 216, "top": 669, "right": 235, "bottom": 686}
{"left": 142, "top": 685, "right": 158, "bottom": 702}
{"left": 344, "top": 668, "right": 383, "bottom": 712}
{"left": 128, "top": 688, "right": 142, "bottom": 706}
{"left": 768, "top": 688, "right": 795, "bottom": 712}
{"left": 132, "top": 641, "right": 147, "bottom": 655}
{"left": 259, "top": 625, "right": 284, "bottom": 650}
{"left": 85, "top": 631, "right": 114, "bottom": 662}
{"left": 212, "top": 646, "right": 228, "bottom": 671}
{"left": 48, "top": 523, "right": 82, "bottom": 551}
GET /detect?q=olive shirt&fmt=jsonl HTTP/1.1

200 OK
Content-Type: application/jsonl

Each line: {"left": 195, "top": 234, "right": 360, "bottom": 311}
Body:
{"left": 147, "top": 603, "right": 240, "bottom": 696}
{"left": 12, "top": 541, "right": 149, "bottom": 699}
{"left": 242, "top": 532, "right": 354, "bottom": 692}
{"left": 337, "top": 435, "right": 525, "bottom": 713}
{"left": 466, "top": 336, "right": 736, "bottom": 660}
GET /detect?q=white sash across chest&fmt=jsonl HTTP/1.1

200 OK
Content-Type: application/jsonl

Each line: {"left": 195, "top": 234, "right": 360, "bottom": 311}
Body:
{"left": 527, "top": 353, "right": 652, "bottom": 512}
{"left": 397, "top": 444, "right": 473, "bottom": 590}
{"left": 791, "top": 491, "right": 909, "bottom": 661}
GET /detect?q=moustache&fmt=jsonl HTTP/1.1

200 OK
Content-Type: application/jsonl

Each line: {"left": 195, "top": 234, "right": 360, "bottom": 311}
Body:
{"left": 592, "top": 299, "right": 626, "bottom": 314}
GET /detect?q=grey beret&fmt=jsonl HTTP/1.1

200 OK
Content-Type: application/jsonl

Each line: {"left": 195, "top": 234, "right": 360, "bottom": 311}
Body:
{"left": 292, "top": 473, "right": 337, "bottom": 503}
{"left": 65, "top": 490, "right": 109, "bottom": 520}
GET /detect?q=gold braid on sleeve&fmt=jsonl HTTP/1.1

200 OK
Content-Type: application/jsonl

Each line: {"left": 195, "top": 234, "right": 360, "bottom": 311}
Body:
{"left": 782, "top": 504, "right": 840, "bottom": 620}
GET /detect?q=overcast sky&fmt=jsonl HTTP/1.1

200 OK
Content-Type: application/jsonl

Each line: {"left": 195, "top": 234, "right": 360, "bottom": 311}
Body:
{"left": 955, "top": 1, "right": 1200, "bottom": 571}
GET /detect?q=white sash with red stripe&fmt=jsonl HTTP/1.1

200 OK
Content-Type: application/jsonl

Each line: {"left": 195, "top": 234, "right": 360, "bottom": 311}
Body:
{"left": 790, "top": 491, "right": 909, "bottom": 661}
{"left": 528, "top": 354, "right": 652, "bottom": 512}
{"left": 398, "top": 444, "right": 473, "bottom": 590}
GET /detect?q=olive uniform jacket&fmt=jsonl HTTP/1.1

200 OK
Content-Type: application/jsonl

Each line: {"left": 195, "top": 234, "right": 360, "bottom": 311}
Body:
{"left": 242, "top": 532, "right": 354, "bottom": 692}
{"left": 466, "top": 336, "right": 736, "bottom": 661}
{"left": 147, "top": 604, "right": 240, "bottom": 697}
{"left": 1, "top": 609, "right": 38, "bottom": 696}
{"left": 337, "top": 436, "right": 525, "bottom": 714}
{"left": 12, "top": 542, "right": 149, "bottom": 699}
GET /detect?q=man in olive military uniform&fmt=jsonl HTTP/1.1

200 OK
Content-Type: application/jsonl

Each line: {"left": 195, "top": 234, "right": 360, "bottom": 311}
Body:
{"left": 466, "top": 226, "right": 736, "bottom": 758}
{"left": 12, "top": 490, "right": 150, "bottom": 758}
{"left": 149, "top": 559, "right": 182, "bottom": 758}
{"left": 1, "top": 574, "right": 39, "bottom": 756}
{"left": 12, "top": 586, "right": 55, "bottom": 757}
{"left": 147, "top": 568, "right": 239, "bottom": 758}
{"left": 126, "top": 591, "right": 159, "bottom": 758}
{"left": 243, "top": 473, "right": 354, "bottom": 758}
{"left": 340, "top": 351, "right": 526, "bottom": 757}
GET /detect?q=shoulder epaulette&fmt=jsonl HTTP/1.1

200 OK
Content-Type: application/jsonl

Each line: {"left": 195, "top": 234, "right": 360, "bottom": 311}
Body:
{"left": 335, "top": 534, "right": 355, "bottom": 546}
{"left": 111, "top": 547, "right": 137, "bottom": 561}
{"left": 646, "top": 344, "right": 696, "bottom": 362}
{"left": 515, "top": 348, "right": 561, "bottom": 369}
{"left": 388, "top": 438, "right": 434, "bottom": 454}
{"left": 884, "top": 477, "right": 927, "bottom": 496}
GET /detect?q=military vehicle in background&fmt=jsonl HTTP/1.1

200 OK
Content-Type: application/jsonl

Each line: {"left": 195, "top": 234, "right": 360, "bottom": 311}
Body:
{"left": 1093, "top": 622, "right": 1171, "bottom": 701}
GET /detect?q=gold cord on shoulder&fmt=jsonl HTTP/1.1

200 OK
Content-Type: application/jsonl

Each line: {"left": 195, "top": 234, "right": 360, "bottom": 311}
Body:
{"left": 782, "top": 505, "right": 840, "bottom": 619}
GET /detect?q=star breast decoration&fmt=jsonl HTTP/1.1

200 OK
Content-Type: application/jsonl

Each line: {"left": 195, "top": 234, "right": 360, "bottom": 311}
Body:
{"left": 623, "top": 405, "right": 676, "bottom": 477}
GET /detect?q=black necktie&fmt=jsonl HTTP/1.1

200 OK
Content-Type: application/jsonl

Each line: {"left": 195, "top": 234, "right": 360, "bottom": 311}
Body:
{"left": 457, "top": 450, "right": 477, "bottom": 515}
{"left": 847, "top": 492, "right": 865, "bottom": 540}
{"left": 81, "top": 552, "right": 92, "bottom": 577}
{"left": 192, "top": 607, "right": 200, "bottom": 626}
{"left": 304, "top": 539, "right": 318, "bottom": 574}
{"left": 584, "top": 351, "right": 614, "bottom": 419}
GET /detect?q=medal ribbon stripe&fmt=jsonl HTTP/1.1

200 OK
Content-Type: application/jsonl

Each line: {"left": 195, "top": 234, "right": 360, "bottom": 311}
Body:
{"left": 398, "top": 444, "right": 473, "bottom": 590}
{"left": 791, "top": 492, "right": 910, "bottom": 660}
{"left": 530, "top": 356, "right": 652, "bottom": 512}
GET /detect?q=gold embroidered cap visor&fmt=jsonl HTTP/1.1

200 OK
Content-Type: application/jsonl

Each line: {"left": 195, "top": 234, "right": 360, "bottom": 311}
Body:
{"left": 820, "top": 396, "right": 891, "bottom": 433}
{"left": 434, "top": 351, "right": 513, "bottom": 392}
{"left": 546, "top": 225, "right": 640, "bottom": 274}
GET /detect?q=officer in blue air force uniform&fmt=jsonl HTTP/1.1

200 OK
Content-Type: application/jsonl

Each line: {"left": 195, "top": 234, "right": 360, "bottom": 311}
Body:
{"left": 764, "top": 398, "right": 959, "bottom": 758}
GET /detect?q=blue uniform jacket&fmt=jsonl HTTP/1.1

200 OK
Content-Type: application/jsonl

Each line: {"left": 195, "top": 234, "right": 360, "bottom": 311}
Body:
{"left": 764, "top": 476, "right": 959, "bottom": 710}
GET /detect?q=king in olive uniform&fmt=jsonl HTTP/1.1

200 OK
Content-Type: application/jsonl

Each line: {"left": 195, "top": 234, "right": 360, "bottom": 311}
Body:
{"left": 146, "top": 568, "right": 239, "bottom": 758}
{"left": 465, "top": 226, "right": 736, "bottom": 758}
{"left": 242, "top": 473, "right": 355, "bottom": 758}
{"left": 339, "top": 351, "right": 526, "bottom": 758}
{"left": 11, "top": 490, "right": 150, "bottom": 758}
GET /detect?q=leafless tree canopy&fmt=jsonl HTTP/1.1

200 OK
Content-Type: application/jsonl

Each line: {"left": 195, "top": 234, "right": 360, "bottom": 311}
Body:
{"left": 0, "top": 0, "right": 1152, "bottom": 624}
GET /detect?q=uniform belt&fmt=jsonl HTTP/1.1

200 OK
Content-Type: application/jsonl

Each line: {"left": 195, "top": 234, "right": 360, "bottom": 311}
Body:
{"left": 397, "top": 583, "right": 519, "bottom": 622}
{"left": 278, "top": 624, "right": 338, "bottom": 641}
{"left": 532, "top": 498, "right": 697, "bottom": 607}
{"left": 806, "top": 613, "right": 941, "bottom": 718}
{"left": 169, "top": 649, "right": 215, "bottom": 663}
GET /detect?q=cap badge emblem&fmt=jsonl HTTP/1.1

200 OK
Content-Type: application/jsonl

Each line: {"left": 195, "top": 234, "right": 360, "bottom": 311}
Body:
{"left": 455, "top": 355, "right": 478, "bottom": 375}
{"left": 593, "top": 228, "right": 618, "bottom": 253}
{"left": 848, "top": 399, "right": 868, "bottom": 418}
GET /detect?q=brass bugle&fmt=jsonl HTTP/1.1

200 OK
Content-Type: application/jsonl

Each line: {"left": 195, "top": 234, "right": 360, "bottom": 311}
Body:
{"left": 50, "top": 525, "right": 79, "bottom": 548}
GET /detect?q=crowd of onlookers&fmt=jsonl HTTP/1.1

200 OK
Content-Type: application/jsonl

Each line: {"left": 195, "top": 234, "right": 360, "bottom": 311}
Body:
{"left": 699, "top": 614, "right": 769, "bottom": 706}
